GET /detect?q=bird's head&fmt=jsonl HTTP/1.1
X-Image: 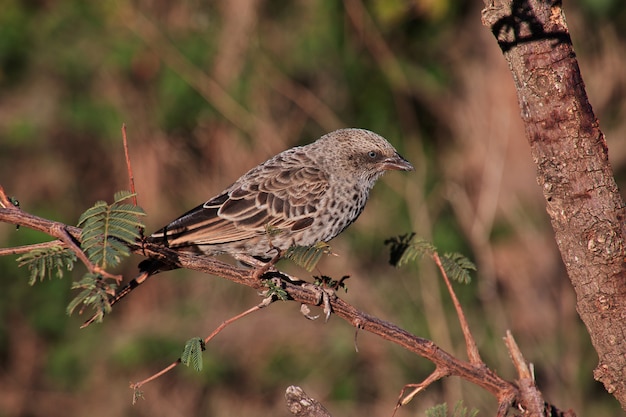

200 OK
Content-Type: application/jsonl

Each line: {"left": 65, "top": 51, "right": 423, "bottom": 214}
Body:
{"left": 317, "top": 128, "right": 414, "bottom": 183}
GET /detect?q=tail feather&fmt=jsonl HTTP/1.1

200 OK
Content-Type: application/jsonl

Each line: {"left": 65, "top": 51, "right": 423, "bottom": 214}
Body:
{"left": 80, "top": 259, "right": 166, "bottom": 328}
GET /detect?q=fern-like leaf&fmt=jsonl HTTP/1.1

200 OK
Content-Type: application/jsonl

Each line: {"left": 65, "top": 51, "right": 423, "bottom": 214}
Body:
{"left": 385, "top": 234, "right": 476, "bottom": 284}
{"left": 66, "top": 273, "right": 115, "bottom": 319}
{"left": 181, "top": 337, "right": 205, "bottom": 372}
{"left": 265, "top": 280, "right": 288, "bottom": 301}
{"left": 313, "top": 275, "right": 349, "bottom": 292}
{"left": 17, "top": 245, "right": 77, "bottom": 285}
{"left": 384, "top": 233, "right": 435, "bottom": 267}
{"left": 441, "top": 253, "right": 476, "bottom": 284}
{"left": 425, "top": 401, "right": 479, "bottom": 417}
{"left": 452, "top": 400, "right": 479, "bottom": 417}
{"left": 284, "top": 242, "right": 332, "bottom": 272}
{"left": 77, "top": 191, "right": 145, "bottom": 269}
{"left": 425, "top": 403, "right": 448, "bottom": 417}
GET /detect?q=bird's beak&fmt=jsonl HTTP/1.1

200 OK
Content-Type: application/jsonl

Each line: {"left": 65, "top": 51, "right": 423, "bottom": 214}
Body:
{"left": 381, "top": 153, "right": 414, "bottom": 171}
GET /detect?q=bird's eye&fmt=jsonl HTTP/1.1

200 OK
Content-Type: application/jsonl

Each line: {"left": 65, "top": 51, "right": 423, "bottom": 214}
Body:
{"left": 368, "top": 151, "right": 378, "bottom": 159}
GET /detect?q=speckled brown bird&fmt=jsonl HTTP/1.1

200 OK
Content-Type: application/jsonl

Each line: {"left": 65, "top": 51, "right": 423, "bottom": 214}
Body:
{"left": 148, "top": 128, "right": 413, "bottom": 258}
{"left": 82, "top": 128, "right": 412, "bottom": 326}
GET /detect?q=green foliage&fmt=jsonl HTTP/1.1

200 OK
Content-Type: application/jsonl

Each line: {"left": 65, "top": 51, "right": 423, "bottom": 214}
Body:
{"left": 132, "top": 388, "right": 144, "bottom": 405}
{"left": 385, "top": 233, "right": 435, "bottom": 266}
{"left": 425, "top": 401, "right": 479, "bottom": 417}
{"left": 313, "top": 275, "right": 349, "bottom": 293}
{"left": 181, "top": 337, "right": 206, "bottom": 372}
{"left": 66, "top": 272, "right": 114, "bottom": 320}
{"left": 16, "top": 190, "right": 144, "bottom": 298}
{"left": 77, "top": 190, "right": 145, "bottom": 269}
{"left": 264, "top": 280, "right": 289, "bottom": 301}
{"left": 426, "top": 403, "right": 448, "bottom": 417}
{"left": 17, "top": 245, "right": 77, "bottom": 285}
{"left": 385, "top": 233, "right": 476, "bottom": 283}
{"left": 284, "top": 242, "right": 332, "bottom": 272}
{"left": 439, "top": 252, "right": 476, "bottom": 284}
{"left": 60, "top": 191, "right": 144, "bottom": 321}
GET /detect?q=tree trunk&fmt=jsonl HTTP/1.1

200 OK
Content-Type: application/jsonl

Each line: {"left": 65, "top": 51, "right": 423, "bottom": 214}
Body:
{"left": 481, "top": 0, "right": 626, "bottom": 409}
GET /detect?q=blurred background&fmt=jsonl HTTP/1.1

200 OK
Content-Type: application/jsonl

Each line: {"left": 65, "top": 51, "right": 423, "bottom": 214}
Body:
{"left": 1, "top": 1, "right": 625, "bottom": 416}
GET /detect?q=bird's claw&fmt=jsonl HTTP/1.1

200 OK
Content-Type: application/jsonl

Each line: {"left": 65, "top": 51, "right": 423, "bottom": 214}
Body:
{"left": 300, "top": 304, "right": 320, "bottom": 320}
{"left": 300, "top": 283, "right": 336, "bottom": 322}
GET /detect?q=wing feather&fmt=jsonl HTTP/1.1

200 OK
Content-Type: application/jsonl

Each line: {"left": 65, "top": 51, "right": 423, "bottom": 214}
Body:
{"left": 149, "top": 154, "right": 329, "bottom": 250}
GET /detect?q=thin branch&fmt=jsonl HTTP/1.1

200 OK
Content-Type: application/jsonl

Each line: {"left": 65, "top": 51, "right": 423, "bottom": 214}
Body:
{"left": 0, "top": 185, "right": 13, "bottom": 209}
{"left": 0, "top": 240, "right": 65, "bottom": 256}
{"left": 130, "top": 301, "right": 268, "bottom": 391}
{"left": 0, "top": 201, "right": 514, "bottom": 396}
{"left": 121, "top": 124, "right": 138, "bottom": 206}
{"left": 130, "top": 361, "right": 179, "bottom": 393}
{"left": 504, "top": 330, "right": 532, "bottom": 380}
{"left": 504, "top": 331, "right": 545, "bottom": 417}
{"left": 432, "top": 252, "right": 482, "bottom": 365}
{"left": 52, "top": 223, "right": 122, "bottom": 285}
{"left": 1, "top": 196, "right": 579, "bottom": 415}
{"left": 393, "top": 366, "right": 450, "bottom": 416}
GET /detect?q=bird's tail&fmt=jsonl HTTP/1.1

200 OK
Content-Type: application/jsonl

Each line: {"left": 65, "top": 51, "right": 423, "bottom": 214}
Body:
{"left": 80, "top": 258, "right": 165, "bottom": 328}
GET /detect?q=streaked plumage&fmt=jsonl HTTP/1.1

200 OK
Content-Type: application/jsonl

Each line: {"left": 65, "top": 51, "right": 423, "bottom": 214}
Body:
{"left": 81, "top": 128, "right": 412, "bottom": 326}
{"left": 148, "top": 128, "right": 413, "bottom": 259}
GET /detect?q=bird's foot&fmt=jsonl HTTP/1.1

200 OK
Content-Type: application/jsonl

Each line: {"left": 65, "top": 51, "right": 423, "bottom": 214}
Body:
{"left": 234, "top": 249, "right": 282, "bottom": 280}
{"left": 299, "top": 281, "right": 337, "bottom": 322}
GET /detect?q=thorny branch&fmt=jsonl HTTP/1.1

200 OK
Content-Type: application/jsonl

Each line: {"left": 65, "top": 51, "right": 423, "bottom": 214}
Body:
{"left": 0, "top": 184, "right": 574, "bottom": 416}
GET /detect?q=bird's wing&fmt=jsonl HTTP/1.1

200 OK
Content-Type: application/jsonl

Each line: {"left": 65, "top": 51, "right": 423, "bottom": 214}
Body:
{"left": 150, "top": 163, "right": 329, "bottom": 248}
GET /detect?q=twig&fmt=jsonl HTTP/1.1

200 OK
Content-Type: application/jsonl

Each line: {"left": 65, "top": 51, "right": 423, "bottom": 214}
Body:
{"left": 393, "top": 366, "right": 450, "bottom": 416}
{"left": 130, "top": 361, "right": 179, "bottom": 393}
{"left": 52, "top": 223, "right": 122, "bottom": 285}
{"left": 432, "top": 252, "right": 483, "bottom": 365}
{"left": 504, "top": 330, "right": 532, "bottom": 379}
{"left": 130, "top": 302, "right": 267, "bottom": 391}
{"left": 0, "top": 185, "right": 13, "bottom": 209}
{"left": 121, "top": 124, "right": 138, "bottom": 206}
{"left": 504, "top": 331, "right": 545, "bottom": 417}
{"left": 0, "top": 202, "right": 120, "bottom": 284}
{"left": 0, "top": 240, "right": 65, "bottom": 256}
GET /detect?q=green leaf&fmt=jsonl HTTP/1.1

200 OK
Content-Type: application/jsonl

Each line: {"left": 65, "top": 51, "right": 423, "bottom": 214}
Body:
{"left": 452, "top": 400, "right": 479, "bottom": 417}
{"left": 425, "top": 403, "right": 447, "bottom": 417}
{"left": 385, "top": 234, "right": 476, "bottom": 284}
{"left": 425, "top": 401, "right": 479, "bottom": 417}
{"left": 181, "top": 337, "right": 205, "bottom": 372}
{"left": 313, "top": 275, "right": 349, "bottom": 292}
{"left": 264, "top": 280, "right": 288, "bottom": 301}
{"left": 284, "top": 242, "right": 332, "bottom": 272}
{"left": 67, "top": 272, "right": 115, "bottom": 318}
{"left": 384, "top": 233, "right": 435, "bottom": 267}
{"left": 441, "top": 253, "right": 476, "bottom": 284}
{"left": 113, "top": 189, "right": 136, "bottom": 203}
{"left": 17, "top": 245, "right": 77, "bottom": 285}
{"left": 78, "top": 190, "right": 145, "bottom": 269}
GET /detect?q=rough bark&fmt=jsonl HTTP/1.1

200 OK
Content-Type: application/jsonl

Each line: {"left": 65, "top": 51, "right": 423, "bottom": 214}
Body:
{"left": 285, "top": 386, "right": 332, "bottom": 417}
{"left": 481, "top": 0, "right": 626, "bottom": 408}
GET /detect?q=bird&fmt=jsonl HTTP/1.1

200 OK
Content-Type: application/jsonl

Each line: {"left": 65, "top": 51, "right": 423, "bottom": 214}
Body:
{"left": 82, "top": 128, "right": 412, "bottom": 327}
